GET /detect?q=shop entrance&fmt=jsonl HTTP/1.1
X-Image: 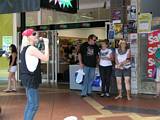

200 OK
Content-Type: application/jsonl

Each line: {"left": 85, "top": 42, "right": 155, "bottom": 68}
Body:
{"left": 18, "top": 21, "right": 108, "bottom": 86}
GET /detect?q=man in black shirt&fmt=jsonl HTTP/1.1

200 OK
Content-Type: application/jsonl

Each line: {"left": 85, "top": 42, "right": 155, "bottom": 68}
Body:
{"left": 78, "top": 34, "right": 99, "bottom": 97}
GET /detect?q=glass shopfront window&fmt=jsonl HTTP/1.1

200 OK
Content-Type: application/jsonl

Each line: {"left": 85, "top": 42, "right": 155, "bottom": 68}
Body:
{"left": 139, "top": 17, "right": 160, "bottom": 93}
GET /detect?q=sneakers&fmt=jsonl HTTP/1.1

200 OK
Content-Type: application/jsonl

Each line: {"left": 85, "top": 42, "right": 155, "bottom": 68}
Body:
{"left": 105, "top": 93, "right": 110, "bottom": 97}
{"left": 100, "top": 93, "right": 110, "bottom": 97}
{"left": 100, "top": 93, "right": 105, "bottom": 97}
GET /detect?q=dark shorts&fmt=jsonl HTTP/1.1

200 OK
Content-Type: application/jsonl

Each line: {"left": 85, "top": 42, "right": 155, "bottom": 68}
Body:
{"left": 115, "top": 68, "right": 131, "bottom": 77}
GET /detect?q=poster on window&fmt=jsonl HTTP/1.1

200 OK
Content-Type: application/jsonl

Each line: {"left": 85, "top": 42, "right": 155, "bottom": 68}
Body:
{"left": 138, "top": 13, "right": 152, "bottom": 33}
{"left": 127, "top": 5, "right": 137, "bottom": 20}
{"left": 112, "top": 10, "right": 121, "bottom": 20}
{"left": 113, "top": 23, "right": 123, "bottom": 39}
{"left": 2, "top": 36, "right": 12, "bottom": 52}
{"left": 147, "top": 30, "right": 160, "bottom": 78}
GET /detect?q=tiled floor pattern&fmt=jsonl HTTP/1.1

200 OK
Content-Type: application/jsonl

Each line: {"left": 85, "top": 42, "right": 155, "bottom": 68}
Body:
{"left": 81, "top": 97, "right": 160, "bottom": 120}
{"left": 0, "top": 86, "right": 160, "bottom": 120}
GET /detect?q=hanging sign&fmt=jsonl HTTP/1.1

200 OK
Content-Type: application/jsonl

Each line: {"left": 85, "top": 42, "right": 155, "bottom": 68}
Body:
{"left": 147, "top": 30, "right": 160, "bottom": 78}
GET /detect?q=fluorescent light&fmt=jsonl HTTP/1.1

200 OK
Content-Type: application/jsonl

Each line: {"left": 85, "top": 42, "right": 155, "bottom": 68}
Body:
{"left": 80, "top": 15, "right": 94, "bottom": 19}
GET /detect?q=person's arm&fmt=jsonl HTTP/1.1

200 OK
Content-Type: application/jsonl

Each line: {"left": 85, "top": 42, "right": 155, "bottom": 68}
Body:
{"left": 96, "top": 47, "right": 100, "bottom": 66}
{"left": 78, "top": 44, "right": 84, "bottom": 68}
{"left": 9, "top": 53, "right": 16, "bottom": 67}
{"left": 104, "top": 50, "right": 113, "bottom": 61}
{"left": 115, "top": 50, "right": 123, "bottom": 69}
{"left": 120, "top": 49, "right": 131, "bottom": 65}
{"left": 30, "top": 38, "right": 49, "bottom": 62}
{"left": 78, "top": 53, "right": 84, "bottom": 68}
{"left": 115, "top": 50, "right": 119, "bottom": 65}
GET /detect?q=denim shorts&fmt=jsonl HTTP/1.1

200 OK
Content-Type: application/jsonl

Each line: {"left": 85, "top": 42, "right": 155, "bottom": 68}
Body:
{"left": 115, "top": 68, "right": 131, "bottom": 77}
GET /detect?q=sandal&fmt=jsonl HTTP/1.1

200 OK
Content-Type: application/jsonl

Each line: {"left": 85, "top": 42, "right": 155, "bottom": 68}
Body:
{"left": 3, "top": 89, "right": 12, "bottom": 92}
{"left": 127, "top": 96, "right": 132, "bottom": 101}
{"left": 12, "top": 89, "right": 17, "bottom": 92}
{"left": 153, "top": 95, "right": 159, "bottom": 98}
{"left": 115, "top": 95, "right": 122, "bottom": 100}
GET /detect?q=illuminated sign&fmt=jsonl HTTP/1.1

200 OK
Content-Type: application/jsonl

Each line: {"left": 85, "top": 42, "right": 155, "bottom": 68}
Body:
{"left": 52, "top": 0, "right": 72, "bottom": 8}
{"left": 41, "top": 0, "right": 78, "bottom": 13}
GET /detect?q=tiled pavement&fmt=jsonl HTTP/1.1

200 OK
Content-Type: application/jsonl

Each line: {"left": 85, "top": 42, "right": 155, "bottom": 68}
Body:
{"left": 0, "top": 86, "right": 160, "bottom": 120}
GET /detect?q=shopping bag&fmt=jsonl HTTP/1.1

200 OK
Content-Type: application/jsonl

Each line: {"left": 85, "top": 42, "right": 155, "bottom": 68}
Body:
{"left": 75, "top": 69, "right": 85, "bottom": 84}
{"left": 92, "top": 76, "right": 101, "bottom": 87}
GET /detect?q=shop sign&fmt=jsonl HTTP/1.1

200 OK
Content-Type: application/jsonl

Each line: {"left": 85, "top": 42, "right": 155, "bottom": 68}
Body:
{"left": 138, "top": 13, "right": 152, "bottom": 33}
{"left": 41, "top": 0, "right": 78, "bottom": 14}
{"left": 2, "top": 36, "right": 12, "bottom": 52}
{"left": 147, "top": 30, "right": 160, "bottom": 78}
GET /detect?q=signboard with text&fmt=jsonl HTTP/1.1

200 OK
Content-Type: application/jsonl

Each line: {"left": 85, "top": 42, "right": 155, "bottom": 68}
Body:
{"left": 138, "top": 13, "right": 152, "bottom": 33}
{"left": 147, "top": 30, "right": 160, "bottom": 78}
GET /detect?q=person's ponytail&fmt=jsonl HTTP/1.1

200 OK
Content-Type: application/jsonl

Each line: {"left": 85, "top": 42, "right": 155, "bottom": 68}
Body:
{"left": 20, "top": 36, "right": 29, "bottom": 52}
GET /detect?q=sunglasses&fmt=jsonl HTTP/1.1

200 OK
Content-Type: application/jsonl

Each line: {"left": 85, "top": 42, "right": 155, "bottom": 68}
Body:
{"left": 92, "top": 39, "right": 97, "bottom": 42}
{"left": 32, "top": 32, "right": 37, "bottom": 36}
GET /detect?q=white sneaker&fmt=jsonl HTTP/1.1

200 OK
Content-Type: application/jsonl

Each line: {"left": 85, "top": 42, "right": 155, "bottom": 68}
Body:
{"left": 105, "top": 93, "right": 110, "bottom": 97}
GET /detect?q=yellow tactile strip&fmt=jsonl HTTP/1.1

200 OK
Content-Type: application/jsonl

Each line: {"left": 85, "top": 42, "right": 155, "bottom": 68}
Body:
{"left": 82, "top": 97, "right": 160, "bottom": 120}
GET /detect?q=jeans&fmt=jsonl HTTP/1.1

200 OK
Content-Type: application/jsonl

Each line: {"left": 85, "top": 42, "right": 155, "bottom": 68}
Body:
{"left": 24, "top": 88, "right": 39, "bottom": 120}
{"left": 99, "top": 65, "right": 112, "bottom": 93}
{"left": 81, "top": 66, "right": 95, "bottom": 96}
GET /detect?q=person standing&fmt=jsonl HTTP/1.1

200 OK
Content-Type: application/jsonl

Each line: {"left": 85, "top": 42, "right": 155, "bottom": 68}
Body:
{"left": 99, "top": 40, "right": 113, "bottom": 97}
{"left": 115, "top": 39, "right": 131, "bottom": 100}
{"left": 78, "top": 34, "right": 99, "bottom": 97}
{"left": 20, "top": 29, "right": 49, "bottom": 120}
{"left": 3, "top": 44, "right": 17, "bottom": 92}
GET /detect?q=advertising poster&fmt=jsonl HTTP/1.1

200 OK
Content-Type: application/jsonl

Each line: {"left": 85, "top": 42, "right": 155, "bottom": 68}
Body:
{"left": 128, "top": 20, "right": 137, "bottom": 33}
{"left": 112, "top": 10, "right": 121, "bottom": 20}
{"left": 113, "top": 23, "right": 123, "bottom": 39}
{"left": 129, "top": 33, "right": 138, "bottom": 68}
{"left": 2, "top": 36, "right": 12, "bottom": 52}
{"left": 147, "top": 30, "right": 160, "bottom": 78}
{"left": 108, "top": 24, "right": 115, "bottom": 40}
{"left": 127, "top": 5, "right": 137, "bottom": 20}
{"left": 138, "top": 13, "right": 152, "bottom": 33}
{"left": 129, "top": 33, "right": 137, "bottom": 47}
